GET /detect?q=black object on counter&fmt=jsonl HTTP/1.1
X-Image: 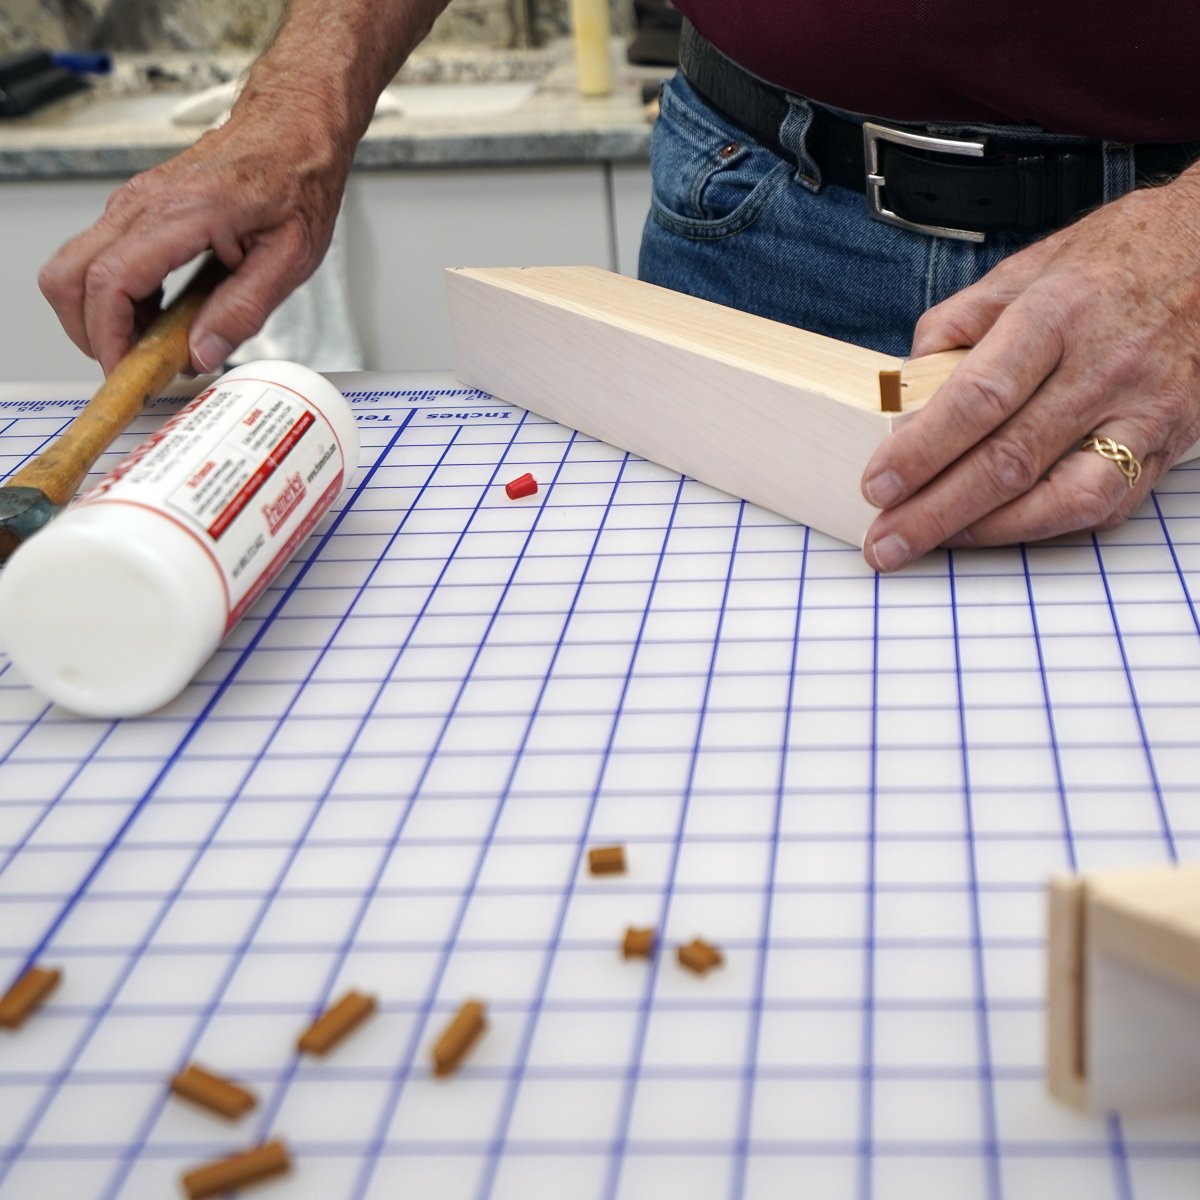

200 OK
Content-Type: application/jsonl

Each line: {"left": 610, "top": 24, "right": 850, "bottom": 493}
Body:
{"left": 627, "top": 0, "right": 682, "bottom": 67}
{"left": 0, "top": 49, "right": 91, "bottom": 118}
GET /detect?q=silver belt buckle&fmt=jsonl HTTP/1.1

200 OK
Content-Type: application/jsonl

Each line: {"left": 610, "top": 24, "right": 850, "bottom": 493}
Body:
{"left": 863, "top": 121, "right": 988, "bottom": 243}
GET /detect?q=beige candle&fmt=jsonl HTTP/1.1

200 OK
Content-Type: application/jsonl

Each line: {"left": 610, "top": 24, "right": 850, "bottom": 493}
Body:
{"left": 571, "top": 0, "right": 613, "bottom": 96}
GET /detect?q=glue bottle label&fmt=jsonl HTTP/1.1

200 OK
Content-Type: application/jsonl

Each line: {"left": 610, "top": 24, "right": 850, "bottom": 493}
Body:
{"left": 75, "top": 373, "right": 347, "bottom": 631}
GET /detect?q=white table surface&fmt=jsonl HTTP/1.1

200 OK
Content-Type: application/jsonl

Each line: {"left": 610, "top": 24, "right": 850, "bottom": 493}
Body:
{"left": 1, "top": 372, "right": 1199, "bottom": 1200}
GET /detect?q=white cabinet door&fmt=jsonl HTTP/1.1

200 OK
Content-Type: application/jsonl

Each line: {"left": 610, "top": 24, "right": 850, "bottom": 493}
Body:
{"left": 609, "top": 160, "right": 652, "bottom": 278}
{"left": 1, "top": 179, "right": 111, "bottom": 383}
{"left": 343, "top": 164, "right": 614, "bottom": 371}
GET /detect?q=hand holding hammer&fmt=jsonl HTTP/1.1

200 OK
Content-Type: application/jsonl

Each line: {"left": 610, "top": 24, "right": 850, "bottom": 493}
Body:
{"left": 0, "top": 254, "right": 229, "bottom": 564}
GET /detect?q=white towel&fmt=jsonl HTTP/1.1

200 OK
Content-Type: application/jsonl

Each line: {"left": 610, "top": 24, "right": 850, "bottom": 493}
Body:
{"left": 230, "top": 212, "right": 365, "bottom": 372}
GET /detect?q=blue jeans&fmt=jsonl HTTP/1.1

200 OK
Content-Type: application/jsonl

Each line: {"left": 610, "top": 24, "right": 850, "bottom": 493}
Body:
{"left": 639, "top": 74, "right": 1139, "bottom": 356}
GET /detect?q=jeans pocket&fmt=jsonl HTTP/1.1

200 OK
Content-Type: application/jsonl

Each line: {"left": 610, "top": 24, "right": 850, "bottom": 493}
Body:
{"left": 649, "top": 75, "right": 791, "bottom": 241}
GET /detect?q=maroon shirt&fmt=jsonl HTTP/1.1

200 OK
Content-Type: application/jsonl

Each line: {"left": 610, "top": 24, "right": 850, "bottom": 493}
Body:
{"left": 672, "top": 1, "right": 1200, "bottom": 142}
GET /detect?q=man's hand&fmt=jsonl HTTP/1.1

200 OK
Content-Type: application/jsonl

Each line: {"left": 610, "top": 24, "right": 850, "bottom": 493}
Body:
{"left": 38, "top": 90, "right": 353, "bottom": 375}
{"left": 37, "top": 0, "right": 451, "bottom": 377}
{"left": 860, "top": 169, "right": 1200, "bottom": 572}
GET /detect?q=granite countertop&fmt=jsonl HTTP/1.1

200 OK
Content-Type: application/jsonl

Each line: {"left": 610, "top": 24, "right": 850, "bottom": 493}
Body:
{"left": 0, "top": 39, "right": 661, "bottom": 180}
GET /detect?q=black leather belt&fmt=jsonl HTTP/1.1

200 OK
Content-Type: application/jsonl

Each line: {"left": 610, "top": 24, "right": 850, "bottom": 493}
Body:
{"left": 679, "top": 20, "right": 1200, "bottom": 241}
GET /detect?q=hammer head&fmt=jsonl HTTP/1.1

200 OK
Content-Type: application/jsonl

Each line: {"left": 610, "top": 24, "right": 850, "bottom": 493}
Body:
{"left": 0, "top": 487, "right": 63, "bottom": 565}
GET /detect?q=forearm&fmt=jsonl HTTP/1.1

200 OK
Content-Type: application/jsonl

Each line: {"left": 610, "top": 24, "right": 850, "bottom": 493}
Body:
{"left": 1162, "top": 160, "right": 1200, "bottom": 241}
{"left": 235, "top": 0, "right": 453, "bottom": 158}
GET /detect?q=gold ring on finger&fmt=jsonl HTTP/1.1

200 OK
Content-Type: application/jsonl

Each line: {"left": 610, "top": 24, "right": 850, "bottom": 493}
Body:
{"left": 1081, "top": 435, "right": 1142, "bottom": 489}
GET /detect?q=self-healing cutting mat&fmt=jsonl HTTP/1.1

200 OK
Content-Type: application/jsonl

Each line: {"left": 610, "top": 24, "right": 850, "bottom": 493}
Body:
{"left": 1, "top": 375, "right": 1199, "bottom": 1200}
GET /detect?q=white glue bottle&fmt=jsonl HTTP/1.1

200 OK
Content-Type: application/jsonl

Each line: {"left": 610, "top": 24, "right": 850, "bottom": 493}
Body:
{"left": 0, "top": 360, "right": 358, "bottom": 718}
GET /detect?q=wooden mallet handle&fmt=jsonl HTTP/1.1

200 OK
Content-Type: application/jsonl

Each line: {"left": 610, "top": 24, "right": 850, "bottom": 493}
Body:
{"left": 7, "top": 254, "right": 229, "bottom": 507}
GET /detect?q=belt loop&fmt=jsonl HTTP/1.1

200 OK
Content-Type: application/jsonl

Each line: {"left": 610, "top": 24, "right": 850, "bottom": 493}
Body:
{"left": 779, "top": 96, "right": 822, "bottom": 191}
{"left": 1102, "top": 142, "right": 1136, "bottom": 203}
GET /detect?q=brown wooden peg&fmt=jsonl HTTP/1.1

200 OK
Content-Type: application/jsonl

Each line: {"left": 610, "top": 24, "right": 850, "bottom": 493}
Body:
{"left": 180, "top": 1139, "right": 290, "bottom": 1199}
{"left": 296, "top": 989, "right": 376, "bottom": 1056}
{"left": 169, "top": 1063, "right": 257, "bottom": 1120}
{"left": 588, "top": 845, "right": 626, "bottom": 875}
{"left": 432, "top": 999, "right": 488, "bottom": 1077}
{"left": 677, "top": 938, "right": 724, "bottom": 975}
{"left": 622, "top": 927, "right": 656, "bottom": 958}
{"left": 0, "top": 965, "right": 61, "bottom": 1030}
{"left": 879, "top": 369, "right": 903, "bottom": 413}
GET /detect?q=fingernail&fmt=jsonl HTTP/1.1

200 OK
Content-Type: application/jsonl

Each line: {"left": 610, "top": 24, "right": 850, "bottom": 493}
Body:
{"left": 864, "top": 469, "right": 904, "bottom": 508}
{"left": 192, "top": 333, "right": 232, "bottom": 373}
{"left": 944, "top": 530, "right": 975, "bottom": 549}
{"left": 871, "top": 533, "right": 911, "bottom": 573}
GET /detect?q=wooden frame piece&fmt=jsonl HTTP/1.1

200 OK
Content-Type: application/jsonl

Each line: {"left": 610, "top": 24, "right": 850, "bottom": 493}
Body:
{"left": 1047, "top": 865, "right": 1200, "bottom": 1113}
{"left": 446, "top": 266, "right": 965, "bottom": 548}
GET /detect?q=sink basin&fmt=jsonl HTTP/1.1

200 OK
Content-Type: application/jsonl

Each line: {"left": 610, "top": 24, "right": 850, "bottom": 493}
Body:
{"left": 382, "top": 80, "right": 539, "bottom": 119}
{"left": 51, "top": 91, "right": 187, "bottom": 128}
{"left": 48, "top": 77, "right": 540, "bottom": 131}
